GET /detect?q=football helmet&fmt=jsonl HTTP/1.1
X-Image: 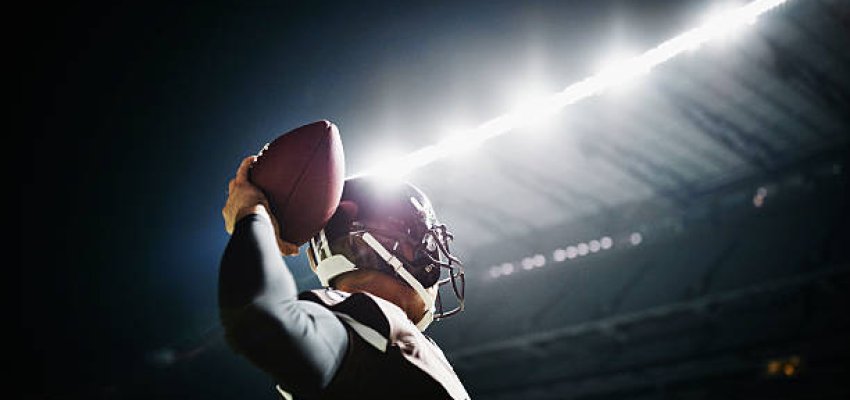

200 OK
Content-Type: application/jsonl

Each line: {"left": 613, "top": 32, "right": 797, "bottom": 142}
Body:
{"left": 306, "top": 176, "right": 464, "bottom": 331}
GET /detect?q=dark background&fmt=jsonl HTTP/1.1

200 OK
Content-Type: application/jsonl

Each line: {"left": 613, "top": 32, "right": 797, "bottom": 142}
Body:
{"left": 21, "top": 1, "right": 849, "bottom": 399}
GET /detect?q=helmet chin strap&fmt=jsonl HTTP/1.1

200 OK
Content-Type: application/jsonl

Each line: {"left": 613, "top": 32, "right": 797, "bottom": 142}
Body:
{"left": 359, "top": 232, "right": 435, "bottom": 331}
{"left": 312, "top": 232, "right": 437, "bottom": 331}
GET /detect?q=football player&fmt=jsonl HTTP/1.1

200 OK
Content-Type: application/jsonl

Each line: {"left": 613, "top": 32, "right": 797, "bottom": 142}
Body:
{"left": 219, "top": 155, "right": 469, "bottom": 399}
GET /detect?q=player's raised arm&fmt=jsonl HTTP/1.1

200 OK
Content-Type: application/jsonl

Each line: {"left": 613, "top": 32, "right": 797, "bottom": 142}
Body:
{"left": 218, "top": 155, "right": 348, "bottom": 397}
{"left": 217, "top": 121, "right": 469, "bottom": 399}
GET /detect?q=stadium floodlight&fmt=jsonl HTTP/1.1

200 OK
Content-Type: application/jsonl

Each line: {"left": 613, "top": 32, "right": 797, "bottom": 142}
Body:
{"left": 354, "top": 0, "right": 788, "bottom": 179}
{"left": 553, "top": 248, "right": 567, "bottom": 262}
{"left": 533, "top": 254, "right": 547, "bottom": 267}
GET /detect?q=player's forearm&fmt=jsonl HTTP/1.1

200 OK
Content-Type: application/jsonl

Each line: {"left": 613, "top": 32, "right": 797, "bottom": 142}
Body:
{"left": 217, "top": 212, "right": 348, "bottom": 395}
{"left": 218, "top": 212, "right": 298, "bottom": 318}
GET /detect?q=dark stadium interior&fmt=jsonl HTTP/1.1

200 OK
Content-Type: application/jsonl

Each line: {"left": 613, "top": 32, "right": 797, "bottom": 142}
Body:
{"left": 22, "top": 0, "right": 848, "bottom": 399}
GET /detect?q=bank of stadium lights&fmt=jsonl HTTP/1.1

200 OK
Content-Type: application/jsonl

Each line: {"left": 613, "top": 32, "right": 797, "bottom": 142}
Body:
{"left": 486, "top": 163, "right": 842, "bottom": 280}
{"left": 354, "top": 0, "right": 789, "bottom": 179}
{"left": 489, "top": 234, "right": 628, "bottom": 279}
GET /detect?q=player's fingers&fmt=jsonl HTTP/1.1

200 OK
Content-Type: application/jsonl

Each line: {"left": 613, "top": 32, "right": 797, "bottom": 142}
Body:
{"left": 228, "top": 178, "right": 236, "bottom": 194}
{"left": 222, "top": 206, "right": 234, "bottom": 235}
{"left": 277, "top": 238, "right": 300, "bottom": 256}
{"left": 235, "top": 155, "right": 256, "bottom": 182}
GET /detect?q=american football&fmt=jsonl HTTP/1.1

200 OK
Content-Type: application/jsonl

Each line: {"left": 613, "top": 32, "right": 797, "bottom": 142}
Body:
{"left": 249, "top": 120, "right": 345, "bottom": 246}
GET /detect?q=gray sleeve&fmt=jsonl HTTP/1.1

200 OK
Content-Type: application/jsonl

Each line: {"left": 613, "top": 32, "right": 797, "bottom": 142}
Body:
{"left": 218, "top": 213, "right": 349, "bottom": 397}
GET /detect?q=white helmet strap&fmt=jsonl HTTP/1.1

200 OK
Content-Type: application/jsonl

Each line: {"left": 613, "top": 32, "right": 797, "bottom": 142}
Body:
{"left": 359, "top": 232, "right": 436, "bottom": 316}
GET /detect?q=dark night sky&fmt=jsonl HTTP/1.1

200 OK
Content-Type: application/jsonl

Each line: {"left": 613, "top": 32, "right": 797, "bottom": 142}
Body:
{"left": 22, "top": 1, "right": 719, "bottom": 398}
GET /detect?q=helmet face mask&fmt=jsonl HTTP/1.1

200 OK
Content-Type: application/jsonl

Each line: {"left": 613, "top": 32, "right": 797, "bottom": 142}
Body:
{"left": 307, "top": 177, "right": 465, "bottom": 327}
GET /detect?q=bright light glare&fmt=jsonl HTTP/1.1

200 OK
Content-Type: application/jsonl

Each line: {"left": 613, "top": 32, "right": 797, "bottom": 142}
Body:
{"left": 362, "top": 148, "right": 413, "bottom": 180}
{"left": 702, "top": 3, "right": 760, "bottom": 42}
{"left": 435, "top": 131, "right": 485, "bottom": 157}
{"left": 594, "top": 51, "right": 651, "bottom": 89}
{"left": 507, "top": 83, "right": 563, "bottom": 132}
{"left": 352, "top": 0, "right": 787, "bottom": 179}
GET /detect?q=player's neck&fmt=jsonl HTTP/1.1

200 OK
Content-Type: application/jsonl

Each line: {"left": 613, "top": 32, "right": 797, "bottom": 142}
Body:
{"left": 334, "top": 270, "right": 425, "bottom": 323}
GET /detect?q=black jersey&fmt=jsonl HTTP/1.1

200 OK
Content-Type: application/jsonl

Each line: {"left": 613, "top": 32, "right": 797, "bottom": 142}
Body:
{"left": 279, "top": 288, "right": 469, "bottom": 400}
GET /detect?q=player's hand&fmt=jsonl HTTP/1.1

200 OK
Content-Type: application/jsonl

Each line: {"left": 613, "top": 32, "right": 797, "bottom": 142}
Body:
{"left": 222, "top": 155, "right": 300, "bottom": 256}
{"left": 222, "top": 155, "right": 266, "bottom": 234}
